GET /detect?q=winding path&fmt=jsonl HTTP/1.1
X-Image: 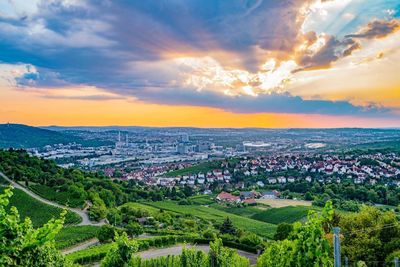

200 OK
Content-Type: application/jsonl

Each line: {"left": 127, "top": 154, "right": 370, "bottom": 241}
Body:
{"left": 137, "top": 244, "right": 258, "bottom": 265}
{"left": 0, "top": 171, "right": 104, "bottom": 226}
{"left": 90, "top": 244, "right": 257, "bottom": 266}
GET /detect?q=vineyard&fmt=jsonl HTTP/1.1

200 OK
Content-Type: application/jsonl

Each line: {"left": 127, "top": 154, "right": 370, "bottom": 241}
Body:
{"left": 143, "top": 201, "right": 277, "bottom": 238}
{"left": 0, "top": 187, "right": 81, "bottom": 227}
{"left": 55, "top": 225, "right": 101, "bottom": 250}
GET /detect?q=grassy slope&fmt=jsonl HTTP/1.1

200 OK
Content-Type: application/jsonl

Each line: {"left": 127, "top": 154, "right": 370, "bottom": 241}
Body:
{"left": 211, "top": 205, "right": 265, "bottom": 218}
{"left": 1, "top": 188, "right": 81, "bottom": 227}
{"left": 143, "top": 201, "right": 277, "bottom": 239}
{"left": 188, "top": 195, "right": 216, "bottom": 205}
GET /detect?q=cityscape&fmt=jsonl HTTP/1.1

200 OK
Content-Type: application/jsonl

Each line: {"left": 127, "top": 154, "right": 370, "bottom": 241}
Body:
{"left": 1, "top": 0, "right": 400, "bottom": 266}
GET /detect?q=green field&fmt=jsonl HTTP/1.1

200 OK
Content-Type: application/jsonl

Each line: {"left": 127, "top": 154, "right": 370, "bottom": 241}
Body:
{"left": 211, "top": 204, "right": 263, "bottom": 218}
{"left": 143, "top": 201, "right": 277, "bottom": 239}
{"left": 188, "top": 194, "right": 216, "bottom": 205}
{"left": 251, "top": 206, "right": 312, "bottom": 224}
{"left": 56, "top": 225, "right": 100, "bottom": 250}
{"left": 1, "top": 188, "right": 81, "bottom": 227}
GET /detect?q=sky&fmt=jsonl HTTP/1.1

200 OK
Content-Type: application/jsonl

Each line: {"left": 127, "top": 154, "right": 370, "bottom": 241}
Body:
{"left": 0, "top": 0, "right": 399, "bottom": 128}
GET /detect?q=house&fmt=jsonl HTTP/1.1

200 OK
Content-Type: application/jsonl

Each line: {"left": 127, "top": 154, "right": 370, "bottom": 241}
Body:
{"left": 240, "top": 191, "right": 258, "bottom": 200}
{"left": 243, "top": 198, "right": 257, "bottom": 205}
{"left": 260, "top": 190, "right": 280, "bottom": 199}
{"left": 256, "top": 181, "right": 265, "bottom": 187}
{"left": 216, "top": 192, "right": 240, "bottom": 203}
{"left": 277, "top": 176, "right": 287, "bottom": 183}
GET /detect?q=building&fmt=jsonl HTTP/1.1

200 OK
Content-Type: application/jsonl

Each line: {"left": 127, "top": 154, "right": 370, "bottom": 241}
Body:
{"left": 261, "top": 190, "right": 280, "bottom": 199}
{"left": 216, "top": 192, "right": 240, "bottom": 203}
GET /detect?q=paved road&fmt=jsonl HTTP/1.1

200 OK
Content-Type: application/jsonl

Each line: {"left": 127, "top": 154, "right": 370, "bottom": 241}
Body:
{"left": 137, "top": 244, "right": 258, "bottom": 265}
{"left": 0, "top": 171, "right": 104, "bottom": 226}
{"left": 91, "top": 244, "right": 257, "bottom": 266}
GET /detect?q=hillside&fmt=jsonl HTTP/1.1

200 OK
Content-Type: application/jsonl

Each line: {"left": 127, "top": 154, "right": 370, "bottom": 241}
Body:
{"left": 0, "top": 123, "right": 110, "bottom": 148}
{"left": 0, "top": 187, "right": 81, "bottom": 227}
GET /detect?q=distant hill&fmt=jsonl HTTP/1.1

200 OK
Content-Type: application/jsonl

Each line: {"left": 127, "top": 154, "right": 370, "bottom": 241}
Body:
{"left": 0, "top": 124, "right": 111, "bottom": 148}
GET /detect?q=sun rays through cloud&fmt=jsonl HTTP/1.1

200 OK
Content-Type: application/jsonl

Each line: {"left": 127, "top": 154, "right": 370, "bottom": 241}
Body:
{"left": 0, "top": 0, "right": 399, "bottom": 127}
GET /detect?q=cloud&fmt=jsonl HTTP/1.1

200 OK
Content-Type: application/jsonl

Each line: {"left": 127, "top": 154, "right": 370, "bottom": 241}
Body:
{"left": 0, "top": 1, "right": 399, "bottom": 118}
{"left": 345, "top": 19, "right": 400, "bottom": 39}
{"left": 132, "top": 87, "right": 390, "bottom": 117}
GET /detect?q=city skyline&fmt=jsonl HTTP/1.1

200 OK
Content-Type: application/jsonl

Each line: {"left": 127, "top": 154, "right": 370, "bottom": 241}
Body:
{"left": 1, "top": 0, "right": 400, "bottom": 127}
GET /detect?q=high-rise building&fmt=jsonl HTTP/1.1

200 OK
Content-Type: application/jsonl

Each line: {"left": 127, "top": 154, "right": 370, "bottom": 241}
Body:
{"left": 181, "top": 133, "right": 189, "bottom": 143}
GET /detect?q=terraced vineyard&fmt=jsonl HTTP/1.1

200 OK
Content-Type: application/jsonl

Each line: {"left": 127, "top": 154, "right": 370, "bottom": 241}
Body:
{"left": 1, "top": 188, "right": 81, "bottom": 227}
{"left": 251, "top": 206, "right": 312, "bottom": 224}
{"left": 143, "top": 201, "right": 277, "bottom": 239}
{"left": 55, "top": 225, "right": 100, "bottom": 250}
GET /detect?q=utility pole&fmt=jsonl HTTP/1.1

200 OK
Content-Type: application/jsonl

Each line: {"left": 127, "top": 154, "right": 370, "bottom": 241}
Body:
{"left": 395, "top": 257, "right": 399, "bottom": 267}
{"left": 333, "top": 227, "right": 341, "bottom": 267}
{"left": 344, "top": 256, "right": 348, "bottom": 267}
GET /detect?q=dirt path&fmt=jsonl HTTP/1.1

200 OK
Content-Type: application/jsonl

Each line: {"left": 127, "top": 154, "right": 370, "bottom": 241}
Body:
{"left": 0, "top": 171, "right": 105, "bottom": 226}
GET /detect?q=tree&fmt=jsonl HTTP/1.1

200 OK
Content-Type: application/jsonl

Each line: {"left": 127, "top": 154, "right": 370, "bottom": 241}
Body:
{"left": 101, "top": 232, "right": 138, "bottom": 267}
{"left": 339, "top": 205, "right": 400, "bottom": 264}
{"left": 258, "top": 201, "right": 334, "bottom": 267}
{"left": 274, "top": 223, "right": 293, "bottom": 241}
{"left": 220, "top": 217, "right": 236, "bottom": 235}
{"left": 98, "top": 224, "right": 116, "bottom": 243}
{"left": 304, "top": 191, "right": 313, "bottom": 201}
{"left": 0, "top": 187, "right": 70, "bottom": 266}
{"left": 209, "top": 238, "right": 250, "bottom": 267}
{"left": 126, "top": 222, "right": 144, "bottom": 237}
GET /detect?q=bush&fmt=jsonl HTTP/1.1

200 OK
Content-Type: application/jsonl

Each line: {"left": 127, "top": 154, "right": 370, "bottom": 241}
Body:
{"left": 98, "top": 225, "right": 116, "bottom": 243}
{"left": 274, "top": 223, "right": 293, "bottom": 241}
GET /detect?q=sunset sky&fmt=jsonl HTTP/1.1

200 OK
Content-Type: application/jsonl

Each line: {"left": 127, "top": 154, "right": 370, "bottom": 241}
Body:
{"left": 0, "top": 0, "right": 399, "bottom": 128}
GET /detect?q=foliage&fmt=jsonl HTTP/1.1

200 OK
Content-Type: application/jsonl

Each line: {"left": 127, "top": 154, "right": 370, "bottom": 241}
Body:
{"left": 238, "top": 232, "right": 263, "bottom": 248}
{"left": 257, "top": 201, "right": 334, "bottom": 267}
{"left": 0, "top": 187, "right": 81, "bottom": 227}
{"left": 145, "top": 201, "right": 277, "bottom": 238}
{"left": 55, "top": 225, "right": 100, "bottom": 249}
{"left": 98, "top": 224, "right": 116, "bottom": 243}
{"left": 0, "top": 187, "right": 70, "bottom": 266}
{"left": 339, "top": 205, "right": 400, "bottom": 264}
{"left": 274, "top": 223, "right": 294, "bottom": 241}
{"left": 209, "top": 238, "right": 250, "bottom": 267}
{"left": 220, "top": 217, "right": 236, "bottom": 235}
{"left": 101, "top": 232, "right": 139, "bottom": 267}
{"left": 126, "top": 222, "right": 144, "bottom": 237}
{"left": 251, "top": 206, "right": 311, "bottom": 224}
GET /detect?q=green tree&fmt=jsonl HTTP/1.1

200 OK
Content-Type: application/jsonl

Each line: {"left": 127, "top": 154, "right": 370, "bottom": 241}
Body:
{"left": 258, "top": 201, "right": 334, "bottom": 267}
{"left": 98, "top": 224, "right": 116, "bottom": 243}
{"left": 0, "top": 187, "right": 70, "bottom": 266}
{"left": 126, "top": 222, "right": 144, "bottom": 237}
{"left": 209, "top": 238, "right": 250, "bottom": 267}
{"left": 304, "top": 191, "right": 313, "bottom": 201}
{"left": 101, "top": 232, "right": 138, "bottom": 267}
{"left": 339, "top": 205, "right": 400, "bottom": 264}
{"left": 274, "top": 223, "right": 294, "bottom": 241}
{"left": 220, "top": 217, "right": 236, "bottom": 235}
